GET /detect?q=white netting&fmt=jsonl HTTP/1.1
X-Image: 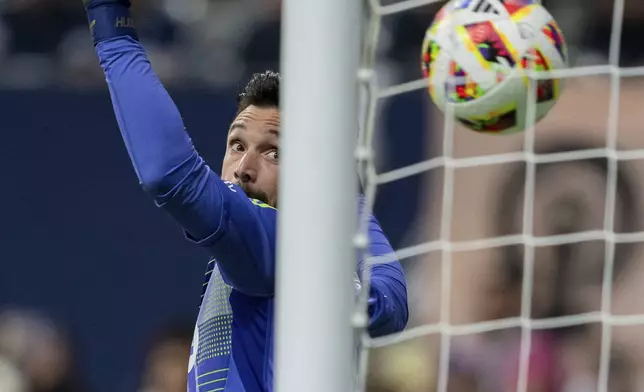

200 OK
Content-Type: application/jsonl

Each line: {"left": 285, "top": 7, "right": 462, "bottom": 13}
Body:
{"left": 352, "top": 0, "right": 644, "bottom": 391}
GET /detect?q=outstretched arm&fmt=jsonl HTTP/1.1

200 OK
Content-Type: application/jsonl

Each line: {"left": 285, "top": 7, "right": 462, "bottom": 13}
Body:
{"left": 85, "top": 0, "right": 276, "bottom": 296}
{"left": 358, "top": 200, "right": 409, "bottom": 337}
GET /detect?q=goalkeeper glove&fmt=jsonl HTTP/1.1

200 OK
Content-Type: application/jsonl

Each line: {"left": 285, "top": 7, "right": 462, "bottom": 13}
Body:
{"left": 83, "top": 0, "right": 138, "bottom": 46}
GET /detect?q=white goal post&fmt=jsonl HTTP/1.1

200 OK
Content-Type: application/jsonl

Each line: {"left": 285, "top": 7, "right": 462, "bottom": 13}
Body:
{"left": 274, "top": 0, "right": 363, "bottom": 391}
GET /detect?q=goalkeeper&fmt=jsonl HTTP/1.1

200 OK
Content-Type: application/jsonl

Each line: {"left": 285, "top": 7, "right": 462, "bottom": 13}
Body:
{"left": 83, "top": 1, "right": 409, "bottom": 391}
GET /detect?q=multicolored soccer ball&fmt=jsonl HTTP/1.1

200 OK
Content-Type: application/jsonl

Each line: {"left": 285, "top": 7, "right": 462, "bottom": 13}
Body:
{"left": 421, "top": 0, "right": 567, "bottom": 134}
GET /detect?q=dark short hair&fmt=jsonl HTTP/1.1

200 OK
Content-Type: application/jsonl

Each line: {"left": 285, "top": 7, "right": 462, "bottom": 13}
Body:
{"left": 236, "top": 71, "right": 280, "bottom": 115}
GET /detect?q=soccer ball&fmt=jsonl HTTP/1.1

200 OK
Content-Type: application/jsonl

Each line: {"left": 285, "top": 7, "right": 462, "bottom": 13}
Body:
{"left": 421, "top": 0, "right": 567, "bottom": 134}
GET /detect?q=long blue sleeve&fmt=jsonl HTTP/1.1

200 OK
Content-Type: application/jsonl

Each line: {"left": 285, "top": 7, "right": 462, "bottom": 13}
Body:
{"left": 361, "top": 203, "right": 409, "bottom": 337}
{"left": 96, "top": 36, "right": 276, "bottom": 296}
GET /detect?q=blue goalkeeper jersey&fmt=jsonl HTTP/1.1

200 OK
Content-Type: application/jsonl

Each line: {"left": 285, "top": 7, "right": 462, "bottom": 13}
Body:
{"left": 95, "top": 36, "right": 408, "bottom": 392}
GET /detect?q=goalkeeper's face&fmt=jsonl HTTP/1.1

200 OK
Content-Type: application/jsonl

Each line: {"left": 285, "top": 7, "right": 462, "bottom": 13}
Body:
{"left": 221, "top": 105, "right": 280, "bottom": 207}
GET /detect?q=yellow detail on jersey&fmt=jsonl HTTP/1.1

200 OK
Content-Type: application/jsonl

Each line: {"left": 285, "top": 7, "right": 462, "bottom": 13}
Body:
{"left": 250, "top": 199, "right": 276, "bottom": 210}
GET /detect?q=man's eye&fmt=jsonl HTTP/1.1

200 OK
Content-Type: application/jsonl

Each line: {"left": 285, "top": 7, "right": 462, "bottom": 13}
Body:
{"left": 230, "top": 141, "right": 244, "bottom": 152}
{"left": 267, "top": 150, "right": 279, "bottom": 160}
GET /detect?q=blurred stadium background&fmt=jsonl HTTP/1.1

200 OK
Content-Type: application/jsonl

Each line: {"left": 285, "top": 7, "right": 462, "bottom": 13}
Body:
{"left": 1, "top": 0, "right": 644, "bottom": 391}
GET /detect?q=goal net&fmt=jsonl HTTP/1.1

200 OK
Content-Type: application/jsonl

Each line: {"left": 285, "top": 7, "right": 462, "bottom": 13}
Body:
{"left": 354, "top": 0, "right": 644, "bottom": 391}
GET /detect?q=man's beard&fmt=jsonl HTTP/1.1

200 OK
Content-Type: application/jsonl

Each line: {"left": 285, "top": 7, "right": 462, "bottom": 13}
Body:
{"left": 238, "top": 183, "right": 272, "bottom": 206}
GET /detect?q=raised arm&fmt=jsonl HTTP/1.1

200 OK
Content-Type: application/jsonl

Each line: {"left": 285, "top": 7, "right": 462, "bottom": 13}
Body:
{"left": 85, "top": 0, "right": 275, "bottom": 296}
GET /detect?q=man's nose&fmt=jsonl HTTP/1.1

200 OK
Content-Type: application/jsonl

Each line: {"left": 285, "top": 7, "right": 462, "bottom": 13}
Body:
{"left": 234, "top": 153, "right": 258, "bottom": 183}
